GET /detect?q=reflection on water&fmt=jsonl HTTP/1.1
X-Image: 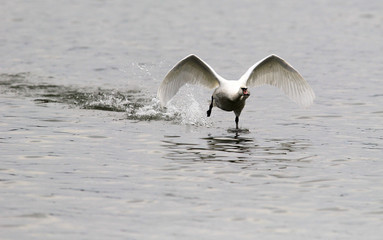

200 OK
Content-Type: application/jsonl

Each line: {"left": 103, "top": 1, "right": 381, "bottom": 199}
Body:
{"left": 203, "top": 134, "right": 254, "bottom": 154}
{"left": 162, "top": 134, "right": 313, "bottom": 164}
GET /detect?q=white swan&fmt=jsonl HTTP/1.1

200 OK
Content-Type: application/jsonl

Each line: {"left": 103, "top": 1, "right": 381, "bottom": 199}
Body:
{"left": 157, "top": 54, "right": 315, "bottom": 129}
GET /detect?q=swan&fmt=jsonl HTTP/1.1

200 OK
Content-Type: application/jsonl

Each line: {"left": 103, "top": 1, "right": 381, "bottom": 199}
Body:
{"left": 157, "top": 54, "right": 315, "bottom": 129}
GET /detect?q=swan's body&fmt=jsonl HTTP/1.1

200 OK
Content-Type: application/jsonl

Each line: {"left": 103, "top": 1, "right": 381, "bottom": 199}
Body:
{"left": 158, "top": 54, "right": 315, "bottom": 129}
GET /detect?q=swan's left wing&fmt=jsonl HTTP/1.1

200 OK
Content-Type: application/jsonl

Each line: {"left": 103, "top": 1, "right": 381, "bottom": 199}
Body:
{"left": 157, "top": 54, "right": 221, "bottom": 107}
{"left": 240, "top": 54, "right": 315, "bottom": 107}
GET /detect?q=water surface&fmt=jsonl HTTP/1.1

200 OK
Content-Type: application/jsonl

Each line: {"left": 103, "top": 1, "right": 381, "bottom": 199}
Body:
{"left": 1, "top": 1, "right": 383, "bottom": 239}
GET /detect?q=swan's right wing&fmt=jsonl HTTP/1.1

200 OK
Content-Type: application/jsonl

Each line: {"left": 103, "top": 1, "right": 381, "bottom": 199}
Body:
{"left": 157, "top": 54, "right": 221, "bottom": 107}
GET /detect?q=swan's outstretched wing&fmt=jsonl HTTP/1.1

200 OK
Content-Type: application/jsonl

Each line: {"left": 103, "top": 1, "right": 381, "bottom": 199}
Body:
{"left": 157, "top": 54, "right": 221, "bottom": 107}
{"left": 240, "top": 54, "right": 315, "bottom": 107}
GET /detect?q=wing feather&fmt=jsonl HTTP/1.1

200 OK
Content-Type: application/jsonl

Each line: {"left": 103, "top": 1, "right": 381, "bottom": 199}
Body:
{"left": 157, "top": 54, "right": 220, "bottom": 107}
{"left": 240, "top": 55, "right": 315, "bottom": 107}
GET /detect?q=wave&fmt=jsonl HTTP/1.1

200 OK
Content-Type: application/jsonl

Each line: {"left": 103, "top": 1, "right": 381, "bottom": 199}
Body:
{"left": 0, "top": 73, "right": 211, "bottom": 126}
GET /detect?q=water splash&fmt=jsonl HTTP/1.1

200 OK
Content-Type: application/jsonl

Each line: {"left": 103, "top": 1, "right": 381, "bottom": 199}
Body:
{"left": 0, "top": 73, "right": 212, "bottom": 126}
{"left": 126, "top": 96, "right": 212, "bottom": 126}
{"left": 167, "top": 91, "right": 211, "bottom": 126}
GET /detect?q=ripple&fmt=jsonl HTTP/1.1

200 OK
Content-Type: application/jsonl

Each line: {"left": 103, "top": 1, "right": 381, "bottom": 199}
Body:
{"left": 318, "top": 207, "right": 348, "bottom": 212}
{"left": 87, "top": 135, "right": 108, "bottom": 139}
{"left": 18, "top": 213, "right": 48, "bottom": 219}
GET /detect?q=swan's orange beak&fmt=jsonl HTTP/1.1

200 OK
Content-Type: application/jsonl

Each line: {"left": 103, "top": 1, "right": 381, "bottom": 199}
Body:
{"left": 242, "top": 88, "right": 250, "bottom": 96}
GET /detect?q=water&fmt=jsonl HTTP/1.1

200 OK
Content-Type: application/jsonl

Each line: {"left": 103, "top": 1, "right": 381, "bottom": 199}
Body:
{"left": 1, "top": 0, "right": 383, "bottom": 239}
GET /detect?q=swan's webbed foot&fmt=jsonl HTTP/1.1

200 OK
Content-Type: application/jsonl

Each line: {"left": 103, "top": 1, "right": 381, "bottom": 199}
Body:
{"left": 207, "top": 109, "right": 212, "bottom": 117}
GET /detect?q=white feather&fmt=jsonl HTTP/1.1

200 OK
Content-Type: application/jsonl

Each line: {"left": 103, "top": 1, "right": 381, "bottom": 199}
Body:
{"left": 239, "top": 54, "right": 315, "bottom": 108}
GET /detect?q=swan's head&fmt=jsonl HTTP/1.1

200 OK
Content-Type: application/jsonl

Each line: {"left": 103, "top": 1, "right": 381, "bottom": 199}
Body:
{"left": 241, "top": 87, "right": 250, "bottom": 99}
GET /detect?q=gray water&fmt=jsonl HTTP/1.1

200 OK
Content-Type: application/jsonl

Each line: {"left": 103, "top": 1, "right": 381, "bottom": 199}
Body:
{"left": 1, "top": 0, "right": 383, "bottom": 239}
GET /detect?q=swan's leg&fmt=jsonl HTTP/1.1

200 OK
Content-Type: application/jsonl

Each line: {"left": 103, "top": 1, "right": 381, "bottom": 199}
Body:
{"left": 207, "top": 96, "right": 213, "bottom": 117}
{"left": 234, "top": 105, "right": 244, "bottom": 130}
